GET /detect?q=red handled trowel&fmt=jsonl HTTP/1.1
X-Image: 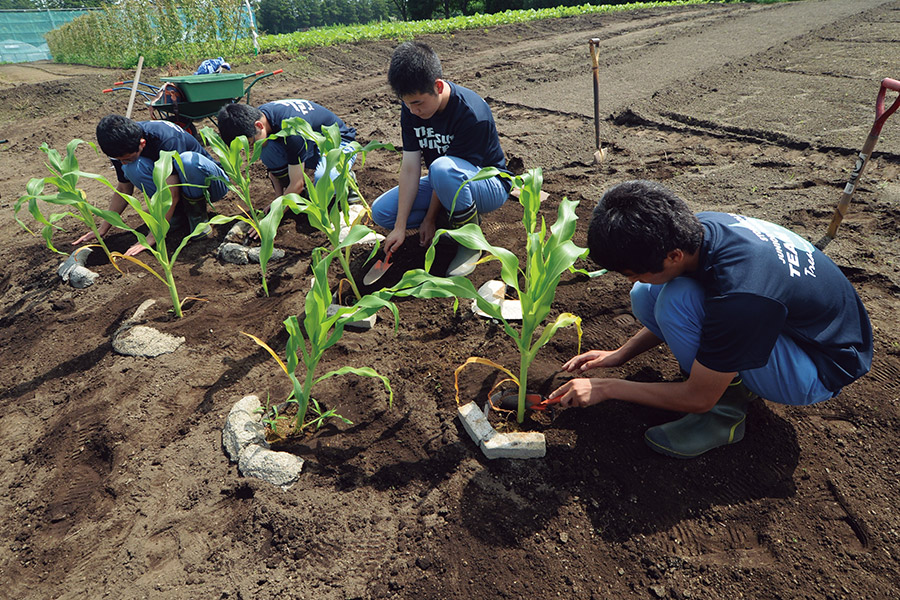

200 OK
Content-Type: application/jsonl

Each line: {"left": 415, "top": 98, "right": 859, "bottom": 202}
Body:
{"left": 362, "top": 250, "right": 393, "bottom": 286}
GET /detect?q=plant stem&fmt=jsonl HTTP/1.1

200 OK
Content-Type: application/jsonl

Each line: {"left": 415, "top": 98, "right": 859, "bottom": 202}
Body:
{"left": 517, "top": 352, "right": 531, "bottom": 424}
{"left": 164, "top": 264, "right": 182, "bottom": 318}
{"left": 336, "top": 249, "right": 362, "bottom": 301}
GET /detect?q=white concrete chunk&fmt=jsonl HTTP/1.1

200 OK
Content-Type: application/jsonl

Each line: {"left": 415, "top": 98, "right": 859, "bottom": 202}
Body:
{"left": 222, "top": 401, "right": 268, "bottom": 462}
{"left": 327, "top": 303, "right": 376, "bottom": 330}
{"left": 480, "top": 431, "right": 546, "bottom": 459}
{"left": 458, "top": 402, "right": 497, "bottom": 445}
{"left": 238, "top": 444, "right": 304, "bottom": 490}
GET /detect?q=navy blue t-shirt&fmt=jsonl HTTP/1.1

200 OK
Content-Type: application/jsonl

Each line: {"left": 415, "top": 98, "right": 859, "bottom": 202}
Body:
{"left": 113, "top": 120, "right": 211, "bottom": 183}
{"left": 691, "top": 212, "right": 872, "bottom": 394}
{"left": 259, "top": 100, "right": 356, "bottom": 171}
{"left": 400, "top": 82, "right": 508, "bottom": 179}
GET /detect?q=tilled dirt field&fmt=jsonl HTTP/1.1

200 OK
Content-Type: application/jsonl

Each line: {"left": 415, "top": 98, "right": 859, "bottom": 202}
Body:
{"left": 1, "top": 1, "right": 899, "bottom": 598}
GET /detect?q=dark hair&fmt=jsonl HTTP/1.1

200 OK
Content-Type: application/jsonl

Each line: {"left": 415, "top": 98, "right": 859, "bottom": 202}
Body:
{"left": 388, "top": 41, "right": 442, "bottom": 98}
{"left": 216, "top": 103, "right": 263, "bottom": 144}
{"left": 587, "top": 180, "right": 704, "bottom": 274}
{"left": 96, "top": 114, "right": 143, "bottom": 157}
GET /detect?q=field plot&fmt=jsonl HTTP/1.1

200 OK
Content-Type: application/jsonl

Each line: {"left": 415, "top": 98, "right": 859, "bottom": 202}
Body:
{"left": 1, "top": 1, "right": 899, "bottom": 598}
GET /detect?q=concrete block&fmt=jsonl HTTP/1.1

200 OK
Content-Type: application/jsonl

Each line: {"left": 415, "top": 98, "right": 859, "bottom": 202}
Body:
{"left": 458, "top": 401, "right": 497, "bottom": 445}
{"left": 480, "top": 431, "right": 546, "bottom": 460}
{"left": 471, "top": 279, "right": 523, "bottom": 321}
{"left": 327, "top": 303, "right": 376, "bottom": 331}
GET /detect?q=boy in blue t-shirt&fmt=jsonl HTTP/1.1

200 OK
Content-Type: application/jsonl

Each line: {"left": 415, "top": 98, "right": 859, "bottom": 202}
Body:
{"left": 371, "top": 41, "right": 510, "bottom": 277}
{"left": 551, "top": 180, "right": 873, "bottom": 459}
{"left": 217, "top": 100, "right": 357, "bottom": 200}
{"left": 73, "top": 115, "right": 228, "bottom": 256}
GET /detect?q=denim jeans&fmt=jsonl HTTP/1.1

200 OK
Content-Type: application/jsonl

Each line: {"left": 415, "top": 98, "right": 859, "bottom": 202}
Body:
{"left": 122, "top": 151, "right": 228, "bottom": 202}
{"left": 371, "top": 156, "right": 508, "bottom": 229}
{"left": 630, "top": 278, "right": 833, "bottom": 405}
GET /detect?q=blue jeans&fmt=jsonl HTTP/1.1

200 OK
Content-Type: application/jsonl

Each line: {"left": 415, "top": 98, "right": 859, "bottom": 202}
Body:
{"left": 371, "top": 156, "right": 508, "bottom": 229}
{"left": 312, "top": 140, "right": 357, "bottom": 184}
{"left": 630, "top": 279, "right": 833, "bottom": 406}
{"left": 122, "top": 151, "right": 228, "bottom": 202}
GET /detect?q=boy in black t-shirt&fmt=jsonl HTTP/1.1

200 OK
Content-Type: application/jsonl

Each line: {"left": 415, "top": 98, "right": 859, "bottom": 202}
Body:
{"left": 73, "top": 115, "right": 228, "bottom": 256}
{"left": 217, "top": 100, "right": 357, "bottom": 200}
{"left": 371, "top": 41, "right": 510, "bottom": 277}
{"left": 551, "top": 180, "right": 872, "bottom": 459}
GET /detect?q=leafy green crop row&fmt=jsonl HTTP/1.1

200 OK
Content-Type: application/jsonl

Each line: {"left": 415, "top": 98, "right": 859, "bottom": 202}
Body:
{"left": 48, "top": 0, "right": 716, "bottom": 69}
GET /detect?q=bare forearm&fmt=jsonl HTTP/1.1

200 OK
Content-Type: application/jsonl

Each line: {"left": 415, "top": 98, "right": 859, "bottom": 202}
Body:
{"left": 613, "top": 326, "right": 663, "bottom": 363}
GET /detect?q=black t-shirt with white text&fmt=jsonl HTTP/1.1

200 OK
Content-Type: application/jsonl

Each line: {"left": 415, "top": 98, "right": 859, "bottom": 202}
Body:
{"left": 400, "top": 82, "right": 508, "bottom": 179}
{"left": 692, "top": 212, "right": 872, "bottom": 394}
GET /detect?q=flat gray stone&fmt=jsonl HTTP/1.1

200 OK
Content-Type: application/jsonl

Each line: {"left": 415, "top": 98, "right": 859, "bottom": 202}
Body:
{"left": 238, "top": 444, "right": 304, "bottom": 490}
{"left": 217, "top": 242, "right": 250, "bottom": 265}
{"left": 111, "top": 324, "right": 185, "bottom": 357}
{"left": 248, "top": 247, "right": 285, "bottom": 263}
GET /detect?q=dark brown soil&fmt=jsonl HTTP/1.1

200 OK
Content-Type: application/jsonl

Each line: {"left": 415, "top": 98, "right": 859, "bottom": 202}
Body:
{"left": 1, "top": 1, "right": 899, "bottom": 599}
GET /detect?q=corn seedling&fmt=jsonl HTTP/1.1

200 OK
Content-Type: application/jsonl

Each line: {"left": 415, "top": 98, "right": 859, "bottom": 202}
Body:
{"left": 16, "top": 140, "right": 122, "bottom": 264}
{"left": 391, "top": 168, "right": 593, "bottom": 423}
{"left": 99, "top": 151, "right": 213, "bottom": 318}
{"left": 278, "top": 117, "right": 396, "bottom": 301}
{"left": 244, "top": 246, "right": 398, "bottom": 433}
{"left": 199, "top": 126, "right": 290, "bottom": 297}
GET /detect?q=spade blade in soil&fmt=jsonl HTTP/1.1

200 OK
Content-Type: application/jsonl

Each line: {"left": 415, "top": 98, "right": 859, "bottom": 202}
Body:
{"left": 363, "top": 250, "right": 393, "bottom": 286}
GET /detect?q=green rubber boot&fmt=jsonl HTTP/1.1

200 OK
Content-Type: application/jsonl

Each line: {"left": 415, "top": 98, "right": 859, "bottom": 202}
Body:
{"left": 644, "top": 378, "right": 757, "bottom": 459}
{"left": 446, "top": 204, "right": 481, "bottom": 277}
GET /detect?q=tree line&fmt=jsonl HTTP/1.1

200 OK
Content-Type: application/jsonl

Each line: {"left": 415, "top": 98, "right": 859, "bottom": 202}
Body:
{"left": 1, "top": 0, "right": 640, "bottom": 32}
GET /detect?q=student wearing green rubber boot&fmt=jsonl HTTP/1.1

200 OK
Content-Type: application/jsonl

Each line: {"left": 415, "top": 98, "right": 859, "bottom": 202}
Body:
{"left": 551, "top": 180, "right": 873, "bottom": 458}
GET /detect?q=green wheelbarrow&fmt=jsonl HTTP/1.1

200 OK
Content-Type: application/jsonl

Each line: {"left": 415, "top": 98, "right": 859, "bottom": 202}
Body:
{"left": 103, "top": 68, "right": 283, "bottom": 137}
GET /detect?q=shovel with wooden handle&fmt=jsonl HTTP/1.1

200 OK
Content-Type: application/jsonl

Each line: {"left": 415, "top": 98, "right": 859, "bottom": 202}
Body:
{"left": 815, "top": 77, "right": 900, "bottom": 250}
{"left": 590, "top": 38, "right": 607, "bottom": 164}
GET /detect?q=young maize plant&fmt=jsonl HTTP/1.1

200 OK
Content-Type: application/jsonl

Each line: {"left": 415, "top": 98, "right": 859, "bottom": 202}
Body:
{"left": 16, "top": 140, "right": 121, "bottom": 264}
{"left": 199, "top": 126, "right": 290, "bottom": 297}
{"left": 102, "top": 150, "right": 214, "bottom": 318}
{"left": 278, "top": 117, "right": 396, "bottom": 301}
{"left": 244, "top": 245, "right": 398, "bottom": 433}
{"left": 391, "top": 168, "right": 594, "bottom": 423}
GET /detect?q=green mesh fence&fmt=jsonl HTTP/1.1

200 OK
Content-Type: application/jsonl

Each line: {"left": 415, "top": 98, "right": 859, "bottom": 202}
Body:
{"left": 0, "top": 9, "right": 91, "bottom": 62}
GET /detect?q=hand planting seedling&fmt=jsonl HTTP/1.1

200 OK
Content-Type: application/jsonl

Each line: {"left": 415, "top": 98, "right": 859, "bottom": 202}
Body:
{"left": 278, "top": 117, "right": 396, "bottom": 301}
{"left": 16, "top": 140, "right": 122, "bottom": 265}
{"left": 391, "top": 168, "right": 593, "bottom": 423}
{"left": 244, "top": 245, "right": 398, "bottom": 433}
{"left": 199, "top": 126, "right": 291, "bottom": 297}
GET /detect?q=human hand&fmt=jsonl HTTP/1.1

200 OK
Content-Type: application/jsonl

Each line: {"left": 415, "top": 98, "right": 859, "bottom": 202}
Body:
{"left": 418, "top": 218, "right": 436, "bottom": 247}
{"left": 561, "top": 349, "right": 624, "bottom": 373}
{"left": 72, "top": 222, "right": 110, "bottom": 246}
{"left": 72, "top": 230, "right": 97, "bottom": 246}
{"left": 384, "top": 228, "right": 406, "bottom": 255}
{"left": 549, "top": 378, "right": 606, "bottom": 409}
{"left": 124, "top": 242, "right": 149, "bottom": 257}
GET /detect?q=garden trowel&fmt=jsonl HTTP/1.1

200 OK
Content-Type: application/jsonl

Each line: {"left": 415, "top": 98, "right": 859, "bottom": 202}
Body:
{"left": 362, "top": 250, "right": 393, "bottom": 285}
